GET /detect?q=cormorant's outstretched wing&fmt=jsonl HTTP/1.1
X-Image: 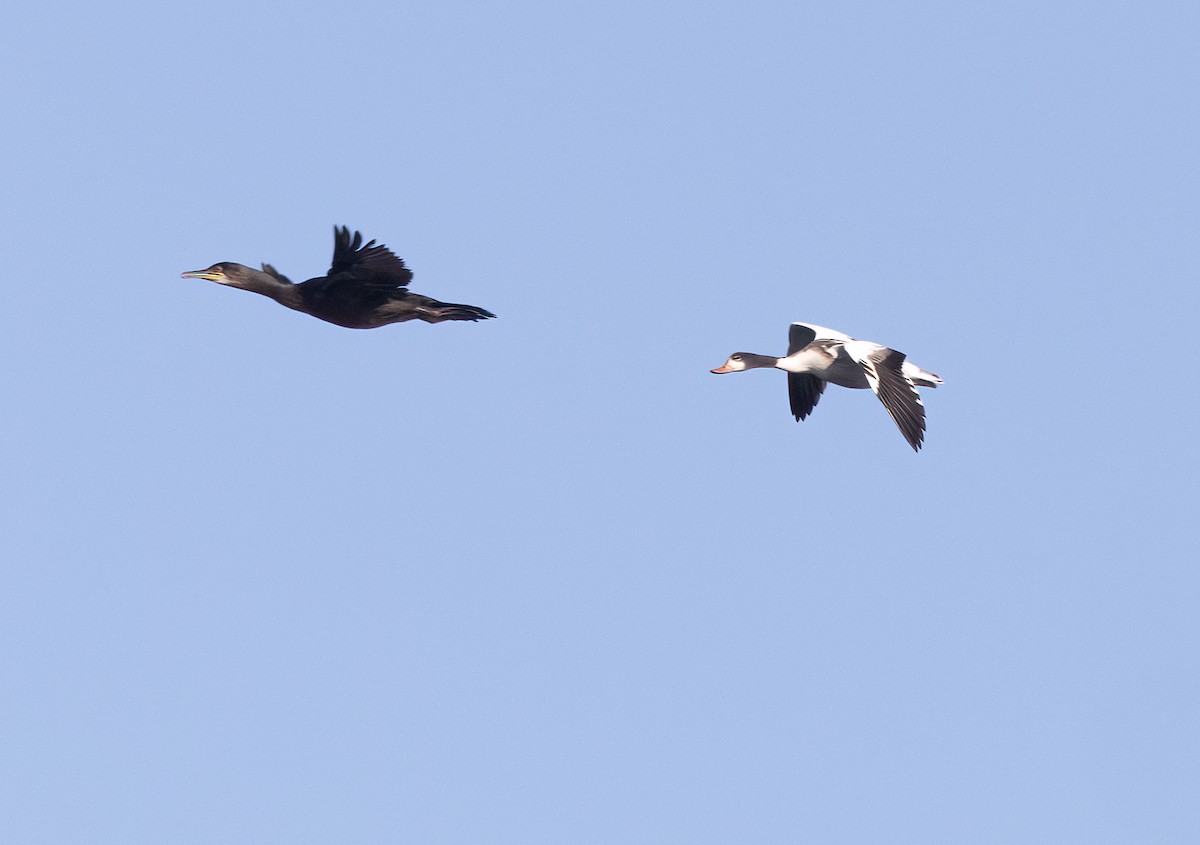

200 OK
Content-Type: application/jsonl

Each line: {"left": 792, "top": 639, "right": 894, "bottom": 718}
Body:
{"left": 846, "top": 343, "right": 926, "bottom": 452}
{"left": 788, "top": 373, "right": 826, "bottom": 421}
{"left": 326, "top": 226, "right": 414, "bottom": 289}
{"left": 261, "top": 263, "right": 292, "bottom": 284}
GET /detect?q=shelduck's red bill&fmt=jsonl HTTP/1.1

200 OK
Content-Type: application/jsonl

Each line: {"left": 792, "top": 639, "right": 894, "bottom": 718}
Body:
{"left": 711, "top": 363, "right": 735, "bottom": 374}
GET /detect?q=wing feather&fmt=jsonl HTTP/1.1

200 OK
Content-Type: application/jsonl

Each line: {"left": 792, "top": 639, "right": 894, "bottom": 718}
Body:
{"left": 787, "top": 373, "right": 826, "bottom": 421}
{"left": 788, "top": 322, "right": 855, "bottom": 356}
{"left": 787, "top": 324, "right": 817, "bottom": 356}
{"left": 260, "top": 263, "right": 292, "bottom": 284}
{"left": 326, "top": 225, "right": 414, "bottom": 289}
{"left": 846, "top": 343, "right": 926, "bottom": 451}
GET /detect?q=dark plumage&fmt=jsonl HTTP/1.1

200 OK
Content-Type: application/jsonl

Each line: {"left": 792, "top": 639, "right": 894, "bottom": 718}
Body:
{"left": 182, "top": 226, "right": 495, "bottom": 329}
{"left": 787, "top": 372, "right": 826, "bottom": 422}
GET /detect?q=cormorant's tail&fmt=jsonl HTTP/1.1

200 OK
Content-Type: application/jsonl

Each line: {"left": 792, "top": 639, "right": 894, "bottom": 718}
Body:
{"left": 418, "top": 301, "right": 496, "bottom": 323}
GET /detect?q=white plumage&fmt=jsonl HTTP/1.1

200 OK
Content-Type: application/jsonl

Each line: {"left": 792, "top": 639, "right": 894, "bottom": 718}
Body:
{"left": 711, "top": 322, "right": 943, "bottom": 451}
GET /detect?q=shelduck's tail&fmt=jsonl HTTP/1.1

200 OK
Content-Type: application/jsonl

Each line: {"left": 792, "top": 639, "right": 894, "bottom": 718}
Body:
{"left": 903, "top": 362, "right": 943, "bottom": 388}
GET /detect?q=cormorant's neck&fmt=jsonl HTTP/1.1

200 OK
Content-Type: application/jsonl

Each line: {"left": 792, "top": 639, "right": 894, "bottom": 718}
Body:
{"left": 231, "top": 270, "right": 303, "bottom": 311}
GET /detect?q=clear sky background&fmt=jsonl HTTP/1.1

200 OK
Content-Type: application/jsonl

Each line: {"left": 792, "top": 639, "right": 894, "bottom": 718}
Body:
{"left": 2, "top": 1, "right": 1198, "bottom": 842}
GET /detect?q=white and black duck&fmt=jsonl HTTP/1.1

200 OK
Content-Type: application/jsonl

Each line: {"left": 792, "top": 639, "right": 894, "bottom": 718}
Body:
{"left": 711, "top": 322, "right": 943, "bottom": 451}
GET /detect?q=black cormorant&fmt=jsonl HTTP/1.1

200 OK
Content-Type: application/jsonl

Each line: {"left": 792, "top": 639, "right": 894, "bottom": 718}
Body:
{"left": 182, "top": 226, "right": 495, "bottom": 328}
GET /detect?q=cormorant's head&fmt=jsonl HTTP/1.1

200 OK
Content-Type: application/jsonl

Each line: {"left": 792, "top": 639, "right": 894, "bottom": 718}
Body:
{"left": 181, "top": 263, "right": 255, "bottom": 288}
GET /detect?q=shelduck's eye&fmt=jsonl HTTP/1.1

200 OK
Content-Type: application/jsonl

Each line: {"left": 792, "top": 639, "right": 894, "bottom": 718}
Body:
{"left": 731, "top": 354, "right": 743, "bottom": 361}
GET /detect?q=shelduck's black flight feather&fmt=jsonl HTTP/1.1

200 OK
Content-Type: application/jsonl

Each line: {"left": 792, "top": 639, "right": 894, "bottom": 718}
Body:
{"left": 787, "top": 373, "right": 825, "bottom": 421}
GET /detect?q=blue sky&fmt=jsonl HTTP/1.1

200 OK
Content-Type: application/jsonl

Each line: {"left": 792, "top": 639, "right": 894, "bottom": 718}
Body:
{"left": 2, "top": 0, "right": 1198, "bottom": 841}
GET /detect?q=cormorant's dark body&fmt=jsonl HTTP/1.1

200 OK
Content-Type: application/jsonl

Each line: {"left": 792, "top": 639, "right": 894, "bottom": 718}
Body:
{"left": 183, "top": 227, "right": 495, "bottom": 329}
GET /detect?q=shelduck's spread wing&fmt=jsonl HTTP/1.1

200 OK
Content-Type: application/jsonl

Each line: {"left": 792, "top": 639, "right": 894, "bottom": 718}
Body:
{"left": 845, "top": 341, "right": 926, "bottom": 452}
{"left": 788, "top": 322, "right": 854, "bottom": 356}
{"left": 787, "top": 373, "right": 825, "bottom": 421}
{"left": 787, "top": 323, "right": 817, "bottom": 356}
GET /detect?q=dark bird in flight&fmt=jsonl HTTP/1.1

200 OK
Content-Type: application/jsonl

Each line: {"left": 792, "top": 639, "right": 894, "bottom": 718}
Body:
{"left": 711, "top": 322, "right": 943, "bottom": 451}
{"left": 182, "top": 226, "right": 495, "bottom": 329}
